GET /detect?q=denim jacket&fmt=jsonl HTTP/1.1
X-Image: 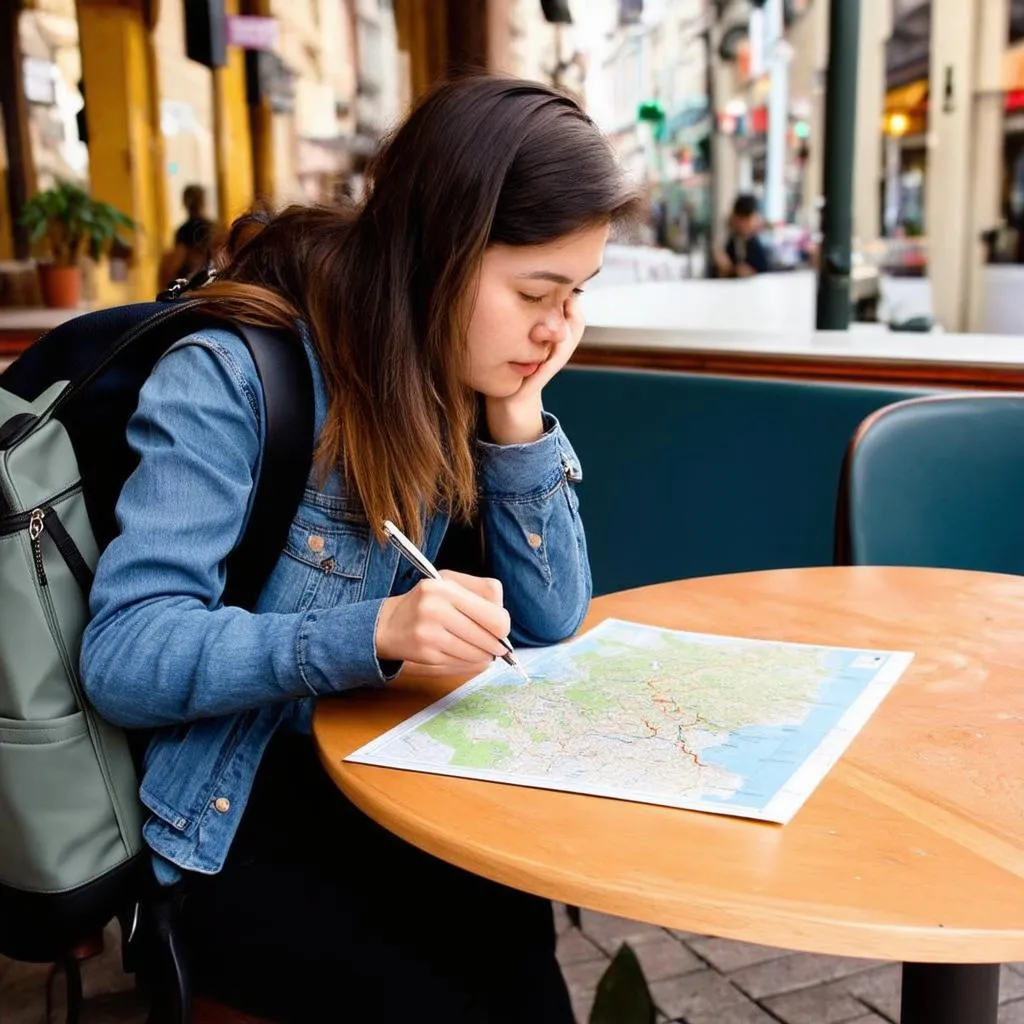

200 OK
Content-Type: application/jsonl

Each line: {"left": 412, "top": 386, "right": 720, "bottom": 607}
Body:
{"left": 80, "top": 326, "right": 591, "bottom": 884}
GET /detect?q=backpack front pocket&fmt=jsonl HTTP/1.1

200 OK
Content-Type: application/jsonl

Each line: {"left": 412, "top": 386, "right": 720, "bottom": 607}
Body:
{"left": 0, "top": 712, "right": 142, "bottom": 892}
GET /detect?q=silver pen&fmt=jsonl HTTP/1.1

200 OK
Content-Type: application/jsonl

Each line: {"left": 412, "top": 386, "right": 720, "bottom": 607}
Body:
{"left": 382, "top": 520, "right": 530, "bottom": 682}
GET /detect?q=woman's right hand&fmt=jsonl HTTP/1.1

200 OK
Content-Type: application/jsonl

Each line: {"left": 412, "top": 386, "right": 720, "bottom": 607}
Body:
{"left": 375, "top": 570, "right": 512, "bottom": 667}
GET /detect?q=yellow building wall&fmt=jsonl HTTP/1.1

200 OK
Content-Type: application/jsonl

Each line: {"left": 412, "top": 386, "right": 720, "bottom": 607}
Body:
{"left": 154, "top": 0, "right": 252, "bottom": 232}
{"left": 0, "top": 168, "right": 12, "bottom": 262}
{"left": 214, "top": 0, "right": 255, "bottom": 224}
{"left": 77, "top": 1, "right": 161, "bottom": 303}
{"left": 153, "top": 0, "right": 217, "bottom": 233}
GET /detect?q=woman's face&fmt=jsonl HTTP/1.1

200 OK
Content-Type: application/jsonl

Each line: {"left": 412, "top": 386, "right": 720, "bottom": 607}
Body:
{"left": 461, "top": 223, "right": 609, "bottom": 398}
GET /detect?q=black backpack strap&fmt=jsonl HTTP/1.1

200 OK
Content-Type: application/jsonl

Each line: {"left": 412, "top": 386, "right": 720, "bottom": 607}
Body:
{"left": 4, "top": 299, "right": 314, "bottom": 609}
{"left": 222, "top": 325, "right": 315, "bottom": 608}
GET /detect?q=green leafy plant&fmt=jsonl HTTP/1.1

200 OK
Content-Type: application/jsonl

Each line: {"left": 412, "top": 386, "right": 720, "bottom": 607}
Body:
{"left": 590, "top": 943, "right": 657, "bottom": 1024}
{"left": 19, "top": 180, "right": 134, "bottom": 267}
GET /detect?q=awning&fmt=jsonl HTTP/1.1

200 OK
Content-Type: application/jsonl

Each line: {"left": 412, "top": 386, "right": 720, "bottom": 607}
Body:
{"left": 885, "top": 78, "right": 928, "bottom": 114}
{"left": 666, "top": 101, "right": 710, "bottom": 144}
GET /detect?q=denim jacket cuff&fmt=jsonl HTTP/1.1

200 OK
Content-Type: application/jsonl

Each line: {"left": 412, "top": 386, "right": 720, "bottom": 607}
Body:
{"left": 476, "top": 412, "right": 582, "bottom": 501}
{"left": 297, "top": 599, "right": 402, "bottom": 694}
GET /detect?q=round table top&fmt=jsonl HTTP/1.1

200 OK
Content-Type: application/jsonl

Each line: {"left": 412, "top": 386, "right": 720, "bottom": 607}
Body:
{"left": 313, "top": 566, "right": 1024, "bottom": 963}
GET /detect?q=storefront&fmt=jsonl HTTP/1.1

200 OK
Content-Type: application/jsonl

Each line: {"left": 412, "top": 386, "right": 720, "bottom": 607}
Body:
{"left": 1002, "top": 40, "right": 1024, "bottom": 262}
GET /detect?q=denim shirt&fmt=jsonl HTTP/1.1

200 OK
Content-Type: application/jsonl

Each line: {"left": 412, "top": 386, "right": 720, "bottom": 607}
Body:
{"left": 80, "top": 327, "right": 591, "bottom": 884}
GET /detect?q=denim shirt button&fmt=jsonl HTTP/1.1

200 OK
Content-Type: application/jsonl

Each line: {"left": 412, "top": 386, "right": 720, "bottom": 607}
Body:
{"left": 213, "top": 797, "right": 231, "bottom": 813}
{"left": 526, "top": 532, "right": 543, "bottom": 549}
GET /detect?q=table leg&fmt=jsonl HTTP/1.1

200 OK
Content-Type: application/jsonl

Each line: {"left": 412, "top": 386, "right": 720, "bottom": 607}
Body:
{"left": 900, "top": 963, "right": 1000, "bottom": 1024}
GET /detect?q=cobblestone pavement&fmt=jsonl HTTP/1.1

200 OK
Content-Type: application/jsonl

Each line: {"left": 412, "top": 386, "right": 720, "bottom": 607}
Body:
{"left": 3, "top": 907, "right": 1022, "bottom": 1023}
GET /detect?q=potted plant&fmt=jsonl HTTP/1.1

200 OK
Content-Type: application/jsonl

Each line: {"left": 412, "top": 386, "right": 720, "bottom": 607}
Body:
{"left": 19, "top": 180, "right": 135, "bottom": 309}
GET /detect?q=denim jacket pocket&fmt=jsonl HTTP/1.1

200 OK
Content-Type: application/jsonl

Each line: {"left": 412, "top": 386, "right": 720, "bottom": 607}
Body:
{"left": 261, "top": 489, "right": 371, "bottom": 613}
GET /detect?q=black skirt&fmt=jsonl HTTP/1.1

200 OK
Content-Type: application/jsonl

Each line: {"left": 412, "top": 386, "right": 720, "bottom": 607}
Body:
{"left": 180, "top": 727, "right": 573, "bottom": 1024}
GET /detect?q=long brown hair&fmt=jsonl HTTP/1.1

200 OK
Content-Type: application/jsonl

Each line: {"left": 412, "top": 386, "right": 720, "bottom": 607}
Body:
{"left": 198, "top": 75, "right": 639, "bottom": 542}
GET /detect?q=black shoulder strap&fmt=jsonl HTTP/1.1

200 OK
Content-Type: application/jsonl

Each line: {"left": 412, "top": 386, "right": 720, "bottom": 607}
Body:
{"left": 223, "top": 324, "right": 315, "bottom": 608}
{"left": 9, "top": 299, "right": 315, "bottom": 610}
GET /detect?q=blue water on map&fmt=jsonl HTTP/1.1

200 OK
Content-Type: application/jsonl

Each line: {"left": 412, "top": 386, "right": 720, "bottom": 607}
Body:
{"left": 475, "top": 625, "right": 895, "bottom": 815}
{"left": 697, "top": 649, "right": 890, "bottom": 811}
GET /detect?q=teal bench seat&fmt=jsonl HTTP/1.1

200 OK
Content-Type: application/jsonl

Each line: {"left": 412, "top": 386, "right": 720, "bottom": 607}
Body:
{"left": 545, "top": 366, "right": 932, "bottom": 596}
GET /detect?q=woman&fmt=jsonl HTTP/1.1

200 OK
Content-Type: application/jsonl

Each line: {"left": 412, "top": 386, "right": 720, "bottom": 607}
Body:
{"left": 82, "top": 75, "right": 638, "bottom": 1022}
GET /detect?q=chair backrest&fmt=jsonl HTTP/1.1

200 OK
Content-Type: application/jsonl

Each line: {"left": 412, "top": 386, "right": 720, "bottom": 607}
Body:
{"left": 544, "top": 366, "right": 929, "bottom": 595}
{"left": 835, "top": 393, "right": 1024, "bottom": 573}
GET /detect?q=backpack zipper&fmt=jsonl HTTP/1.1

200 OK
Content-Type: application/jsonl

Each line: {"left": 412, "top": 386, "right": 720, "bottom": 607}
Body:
{"left": 0, "top": 484, "right": 82, "bottom": 590}
{"left": 0, "top": 485, "right": 91, "bottom": 595}
{"left": 0, "top": 481, "right": 81, "bottom": 537}
{"left": 25, "top": 516, "right": 138, "bottom": 855}
{"left": 28, "top": 509, "right": 47, "bottom": 586}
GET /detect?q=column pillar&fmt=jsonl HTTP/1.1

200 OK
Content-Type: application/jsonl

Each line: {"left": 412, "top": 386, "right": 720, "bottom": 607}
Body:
{"left": 965, "top": 0, "right": 1008, "bottom": 331}
{"left": 712, "top": 53, "right": 737, "bottom": 247}
{"left": 853, "top": 0, "right": 891, "bottom": 246}
{"left": 212, "top": 0, "right": 254, "bottom": 225}
{"left": 244, "top": 0, "right": 274, "bottom": 202}
{"left": 77, "top": 0, "right": 162, "bottom": 302}
{"left": 763, "top": 0, "right": 789, "bottom": 225}
{"left": 0, "top": 0, "right": 36, "bottom": 259}
{"left": 925, "top": 0, "right": 980, "bottom": 331}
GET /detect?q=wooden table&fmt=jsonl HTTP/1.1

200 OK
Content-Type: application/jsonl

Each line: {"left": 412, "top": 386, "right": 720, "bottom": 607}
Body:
{"left": 314, "top": 566, "right": 1024, "bottom": 1024}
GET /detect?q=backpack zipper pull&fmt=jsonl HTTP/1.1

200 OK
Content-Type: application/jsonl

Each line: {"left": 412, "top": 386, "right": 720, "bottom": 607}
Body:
{"left": 28, "top": 509, "right": 48, "bottom": 586}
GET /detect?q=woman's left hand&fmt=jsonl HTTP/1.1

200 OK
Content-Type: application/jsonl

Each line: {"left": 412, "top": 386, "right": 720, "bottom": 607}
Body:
{"left": 485, "top": 293, "right": 584, "bottom": 445}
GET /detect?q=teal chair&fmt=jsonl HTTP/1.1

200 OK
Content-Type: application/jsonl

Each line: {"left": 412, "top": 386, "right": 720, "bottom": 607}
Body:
{"left": 834, "top": 394, "right": 1024, "bottom": 572}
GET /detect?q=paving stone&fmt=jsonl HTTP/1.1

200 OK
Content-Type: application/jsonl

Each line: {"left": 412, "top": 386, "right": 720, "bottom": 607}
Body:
{"left": 668, "top": 928, "right": 705, "bottom": 941}
{"left": 843, "top": 1015, "right": 891, "bottom": 1024}
{"left": 562, "top": 958, "right": 609, "bottom": 1024}
{"left": 81, "top": 922, "right": 136, "bottom": 999}
{"left": 1003, "top": 966, "right": 1024, "bottom": 1002}
{"left": 648, "top": 968, "right": 747, "bottom": 1020}
{"left": 674, "top": 997, "right": 781, "bottom": 1024}
{"left": 687, "top": 935, "right": 789, "bottom": 973}
{"left": 731, "top": 952, "right": 882, "bottom": 1000}
{"left": 762, "top": 981, "right": 869, "bottom": 1024}
{"left": 0, "top": 960, "right": 53, "bottom": 1024}
{"left": 632, "top": 936, "right": 704, "bottom": 983}
{"left": 554, "top": 902, "right": 574, "bottom": 934}
{"left": 580, "top": 909, "right": 673, "bottom": 952}
{"left": 839, "top": 964, "right": 902, "bottom": 1021}
{"left": 556, "top": 926, "right": 607, "bottom": 966}
{"left": 1002, "top": 999, "right": 1024, "bottom": 1023}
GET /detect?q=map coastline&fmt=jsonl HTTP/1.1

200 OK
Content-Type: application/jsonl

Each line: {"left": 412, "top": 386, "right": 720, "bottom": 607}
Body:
{"left": 345, "top": 619, "right": 914, "bottom": 823}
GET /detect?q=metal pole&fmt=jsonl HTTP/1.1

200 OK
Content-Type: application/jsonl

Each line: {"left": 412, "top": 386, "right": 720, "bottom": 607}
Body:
{"left": 815, "top": 0, "right": 861, "bottom": 330}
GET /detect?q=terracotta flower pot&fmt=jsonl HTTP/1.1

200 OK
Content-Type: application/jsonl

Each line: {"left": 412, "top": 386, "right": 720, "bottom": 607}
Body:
{"left": 37, "top": 264, "right": 83, "bottom": 309}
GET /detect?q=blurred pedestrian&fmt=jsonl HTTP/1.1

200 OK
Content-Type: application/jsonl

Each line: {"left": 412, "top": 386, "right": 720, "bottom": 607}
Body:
{"left": 713, "top": 193, "right": 770, "bottom": 277}
{"left": 159, "top": 184, "right": 217, "bottom": 289}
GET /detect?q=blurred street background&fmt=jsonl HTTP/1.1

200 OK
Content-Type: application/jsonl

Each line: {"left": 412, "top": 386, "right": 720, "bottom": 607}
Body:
{"left": 2, "top": 0, "right": 1024, "bottom": 335}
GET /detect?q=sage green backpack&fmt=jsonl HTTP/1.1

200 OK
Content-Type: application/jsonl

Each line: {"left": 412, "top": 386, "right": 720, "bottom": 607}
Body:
{"left": 0, "top": 301, "right": 312, "bottom": 963}
{"left": 0, "top": 378, "right": 144, "bottom": 960}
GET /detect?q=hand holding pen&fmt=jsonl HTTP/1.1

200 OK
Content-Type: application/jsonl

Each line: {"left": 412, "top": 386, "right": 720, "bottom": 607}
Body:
{"left": 374, "top": 520, "right": 530, "bottom": 681}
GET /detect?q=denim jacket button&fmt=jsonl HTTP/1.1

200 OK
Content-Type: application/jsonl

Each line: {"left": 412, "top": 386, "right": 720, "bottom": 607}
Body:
{"left": 213, "top": 797, "right": 231, "bottom": 813}
{"left": 526, "top": 532, "right": 542, "bottom": 549}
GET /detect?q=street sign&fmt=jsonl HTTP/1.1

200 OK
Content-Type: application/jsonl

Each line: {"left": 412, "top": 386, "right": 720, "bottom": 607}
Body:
{"left": 226, "top": 15, "right": 279, "bottom": 51}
